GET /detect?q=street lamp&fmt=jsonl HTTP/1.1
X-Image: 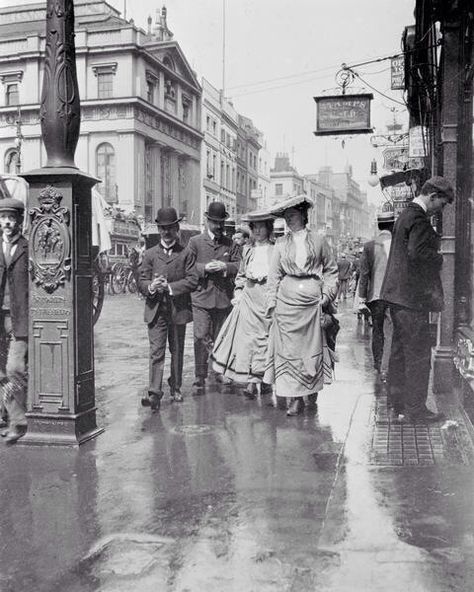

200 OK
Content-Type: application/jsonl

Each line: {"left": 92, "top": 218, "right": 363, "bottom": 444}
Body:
{"left": 367, "top": 158, "right": 379, "bottom": 187}
{"left": 14, "top": 106, "right": 23, "bottom": 174}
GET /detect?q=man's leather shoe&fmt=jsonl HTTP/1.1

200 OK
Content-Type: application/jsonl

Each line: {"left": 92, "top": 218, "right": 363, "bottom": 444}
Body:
{"left": 191, "top": 379, "right": 205, "bottom": 396}
{"left": 171, "top": 389, "right": 184, "bottom": 403}
{"left": 287, "top": 398, "right": 305, "bottom": 416}
{"left": 4, "top": 426, "right": 26, "bottom": 445}
{"left": 407, "top": 410, "right": 445, "bottom": 424}
{"left": 0, "top": 418, "right": 8, "bottom": 429}
{"left": 149, "top": 394, "right": 161, "bottom": 411}
{"left": 307, "top": 393, "right": 318, "bottom": 406}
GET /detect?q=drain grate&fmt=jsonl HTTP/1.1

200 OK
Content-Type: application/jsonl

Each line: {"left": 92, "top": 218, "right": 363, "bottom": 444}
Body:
{"left": 368, "top": 396, "right": 472, "bottom": 466}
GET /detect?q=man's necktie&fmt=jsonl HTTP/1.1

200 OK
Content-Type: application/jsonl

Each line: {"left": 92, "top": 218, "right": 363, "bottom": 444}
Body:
{"left": 3, "top": 242, "right": 12, "bottom": 266}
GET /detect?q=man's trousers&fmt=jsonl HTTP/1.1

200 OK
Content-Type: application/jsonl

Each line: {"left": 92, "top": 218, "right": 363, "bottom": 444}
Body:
{"left": 148, "top": 315, "right": 186, "bottom": 397}
{"left": 367, "top": 300, "right": 393, "bottom": 374}
{"left": 192, "top": 306, "right": 231, "bottom": 380}
{"left": 0, "top": 312, "right": 27, "bottom": 429}
{"left": 387, "top": 306, "right": 431, "bottom": 415}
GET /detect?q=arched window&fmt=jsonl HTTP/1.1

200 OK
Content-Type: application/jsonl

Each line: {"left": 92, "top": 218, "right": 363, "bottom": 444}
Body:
{"left": 96, "top": 143, "right": 116, "bottom": 203}
{"left": 4, "top": 148, "right": 19, "bottom": 175}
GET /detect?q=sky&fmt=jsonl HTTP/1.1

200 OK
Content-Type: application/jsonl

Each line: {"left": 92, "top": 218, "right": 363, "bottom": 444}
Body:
{"left": 12, "top": 0, "right": 415, "bottom": 201}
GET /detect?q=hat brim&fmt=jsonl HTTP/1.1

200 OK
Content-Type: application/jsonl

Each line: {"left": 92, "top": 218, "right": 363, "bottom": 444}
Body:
{"left": 268, "top": 194, "right": 314, "bottom": 218}
{"left": 155, "top": 217, "right": 183, "bottom": 226}
{"left": 205, "top": 213, "right": 229, "bottom": 222}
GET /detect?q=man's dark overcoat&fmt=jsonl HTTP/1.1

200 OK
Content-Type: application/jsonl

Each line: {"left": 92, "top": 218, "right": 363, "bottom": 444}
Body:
{"left": 0, "top": 236, "right": 28, "bottom": 337}
{"left": 187, "top": 233, "right": 241, "bottom": 309}
{"left": 381, "top": 202, "right": 443, "bottom": 311}
{"left": 138, "top": 243, "right": 198, "bottom": 324}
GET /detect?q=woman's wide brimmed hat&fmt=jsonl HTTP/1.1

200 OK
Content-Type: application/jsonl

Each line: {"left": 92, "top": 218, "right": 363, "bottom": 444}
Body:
{"left": 205, "top": 201, "right": 229, "bottom": 222}
{"left": 155, "top": 207, "right": 182, "bottom": 226}
{"left": 268, "top": 194, "right": 314, "bottom": 218}
{"left": 241, "top": 208, "right": 276, "bottom": 223}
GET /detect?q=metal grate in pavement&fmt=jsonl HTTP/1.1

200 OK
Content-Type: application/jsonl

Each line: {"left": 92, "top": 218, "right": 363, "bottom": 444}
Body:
{"left": 368, "top": 396, "right": 473, "bottom": 466}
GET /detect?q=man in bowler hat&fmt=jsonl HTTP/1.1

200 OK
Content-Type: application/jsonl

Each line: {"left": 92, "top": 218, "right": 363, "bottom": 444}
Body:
{"left": 381, "top": 176, "right": 454, "bottom": 423}
{"left": 187, "top": 201, "right": 241, "bottom": 395}
{"left": 138, "top": 207, "right": 198, "bottom": 410}
{"left": 0, "top": 198, "right": 28, "bottom": 444}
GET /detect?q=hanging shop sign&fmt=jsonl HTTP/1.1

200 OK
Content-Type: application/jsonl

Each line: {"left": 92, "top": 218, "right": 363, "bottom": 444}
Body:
{"left": 313, "top": 93, "right": 373, "bottom": 136}
{"left": 409, "top": 126, "right": 429, "bottom": 158}
{"left": 391, "top": 56, "right": 405, "bottom": 90}
{"left": 383, "top": 146, "right": 409, "bottom": 170}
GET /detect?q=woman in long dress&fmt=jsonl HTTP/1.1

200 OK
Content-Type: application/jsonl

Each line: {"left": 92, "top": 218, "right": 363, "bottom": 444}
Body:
{"left": 264, "top": 196, "right": 338, "bottom": 416}
{"left": 211, "top": 212, "right": 275, "bottom": 398}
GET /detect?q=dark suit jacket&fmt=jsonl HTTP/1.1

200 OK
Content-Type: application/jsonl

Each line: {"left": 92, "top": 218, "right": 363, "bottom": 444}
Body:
{"left": 0, "top": 235, "right": 29, "bottom": 338}
{"left": 380, "top": 202, "right": 444, "bottom": 311}
{"left": 138, "top": 242, "right": 198, "bottom": 325}
{"left": 187, "top": 232, "right": 241, "bottom": 309}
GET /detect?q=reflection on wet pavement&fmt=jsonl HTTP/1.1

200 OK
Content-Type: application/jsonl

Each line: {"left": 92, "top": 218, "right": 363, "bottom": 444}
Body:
{"left": 0, "top": 295, "right": 473, "bottom": 591}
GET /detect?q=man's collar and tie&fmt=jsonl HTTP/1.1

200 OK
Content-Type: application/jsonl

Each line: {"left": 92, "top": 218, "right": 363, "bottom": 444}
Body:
{"left": 160, "top": 240, "right": 176, "bottom": 256}
{"left": 2, "top": 233, "right": 20, "bottom": 266}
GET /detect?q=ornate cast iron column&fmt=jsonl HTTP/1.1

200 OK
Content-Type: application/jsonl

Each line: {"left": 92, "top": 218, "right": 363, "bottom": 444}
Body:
{"left": 21, "top": 0, "right": 103, "bottom": 445}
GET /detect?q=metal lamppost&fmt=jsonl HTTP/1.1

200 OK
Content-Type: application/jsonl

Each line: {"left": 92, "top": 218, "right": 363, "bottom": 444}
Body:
{"left": 21, "top": 0, "right": 103, "bottom": 446}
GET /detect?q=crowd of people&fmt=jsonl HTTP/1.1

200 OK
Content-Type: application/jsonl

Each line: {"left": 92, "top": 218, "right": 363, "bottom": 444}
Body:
{"left": 0, "top": 174, "right": 454, "bottom": 445}
{"left": 138, "top": 174, "right": 455, "bottom": 424}
{"left": 139, "top": 194, "right": 339, "bottom": 416}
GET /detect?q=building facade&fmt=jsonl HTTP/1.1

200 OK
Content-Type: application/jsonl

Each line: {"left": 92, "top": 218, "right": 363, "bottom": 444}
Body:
{"left": 0, "top": 1, "right": 202, "bottom": 224}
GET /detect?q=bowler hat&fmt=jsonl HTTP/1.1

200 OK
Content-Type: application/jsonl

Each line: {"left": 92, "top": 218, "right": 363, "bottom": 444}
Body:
{"left": 0, "top": 197, "right": 24, "bottom": 213}
{"left": 155, "top": 207, "right": 182, "bottom": 226}
{"left": 205, "top": 201, "right": 229, "bottom": 222}
{"left": 421, "top": 176, "right": 454, "bottom": 203}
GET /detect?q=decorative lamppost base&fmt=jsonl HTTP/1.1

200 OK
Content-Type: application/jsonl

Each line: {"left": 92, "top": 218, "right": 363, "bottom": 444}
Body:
{"left": 19, "top": 411, "right": 104, "bottom": 447}
{"left": 22, "top": 168, "right": 102, "bottom": 447}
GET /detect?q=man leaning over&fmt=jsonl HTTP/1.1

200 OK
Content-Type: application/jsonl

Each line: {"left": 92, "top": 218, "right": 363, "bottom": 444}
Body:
{"left": 380, "top": 176, "right": 454, "bottom": 423}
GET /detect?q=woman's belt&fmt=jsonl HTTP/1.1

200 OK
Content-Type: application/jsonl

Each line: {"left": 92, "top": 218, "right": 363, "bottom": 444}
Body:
{"left": 286, "top": 274, "right": 321, "bottom": 280}
{"left": 246, "top": 277, "right": 267, "bottom": 285}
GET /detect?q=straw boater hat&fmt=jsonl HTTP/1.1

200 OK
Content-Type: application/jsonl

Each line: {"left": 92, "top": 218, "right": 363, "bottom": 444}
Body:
{"left": 241, "top": 208, "right": 276, "bottom": 223}
{"left": 376, "top": 209, "right": 395, "bottom": 223}
{"left": 268, "top": 194, "right": 314, "bottom": 218}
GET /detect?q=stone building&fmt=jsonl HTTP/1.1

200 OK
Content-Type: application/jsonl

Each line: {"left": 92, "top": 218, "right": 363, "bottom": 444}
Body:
{"left": 236, "top": 114, "right": 261, "bottom": 216}
{"left": 0, "top": 1, "right": 202, "bottom": 224}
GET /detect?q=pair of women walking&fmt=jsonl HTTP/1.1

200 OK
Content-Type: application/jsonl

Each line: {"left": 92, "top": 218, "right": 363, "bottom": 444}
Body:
{"left": 211, "top": 194, "right": 338, "bottom": 416}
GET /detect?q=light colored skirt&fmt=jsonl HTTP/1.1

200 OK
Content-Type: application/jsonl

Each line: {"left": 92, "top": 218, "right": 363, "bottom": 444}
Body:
{"left": 263, "top": 275, "right": 334, "bottom": 398}
{"left": 211, "top": 280, "right": 271, "bottom": 383}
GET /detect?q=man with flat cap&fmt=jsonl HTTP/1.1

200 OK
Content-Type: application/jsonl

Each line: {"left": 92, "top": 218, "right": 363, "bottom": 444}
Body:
{"left": 359, "top": 208, "right": 396, "bottom": 381}
{"left": 138, "top": 207, "right": 198, "bottom": 411}
{"left": 187, "top": 201, "right": 241, "bottom": 395}
{"left": 0, "top": 197, "right": 28, "bottom": 444}
{"left": 381, "top": 176, "right": 454, "bottom": 423}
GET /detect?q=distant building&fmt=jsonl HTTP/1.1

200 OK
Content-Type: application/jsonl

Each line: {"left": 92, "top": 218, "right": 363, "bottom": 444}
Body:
{"left": 256, "top": 132, "right": 271, "bottom": 210}
{"left": 0, "top": 1, "right": 202, "bottom": 223}
{"left": 201, "top": 78, "right": 237, "bottom": 221}
{"left": 237, "top": 114, "right": 261, "bottom": 215}
{"left": 270, "top": 153, "right": 305, "bottom": 200}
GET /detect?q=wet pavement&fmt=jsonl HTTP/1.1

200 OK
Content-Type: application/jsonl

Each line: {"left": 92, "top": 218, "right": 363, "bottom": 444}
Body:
{"left": 1, "top": 294, "right": 474, "bottom": 591}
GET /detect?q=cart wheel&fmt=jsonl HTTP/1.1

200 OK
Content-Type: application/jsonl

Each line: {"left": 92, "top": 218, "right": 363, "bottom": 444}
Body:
{"left": 110, "top": 263, "right": 127, "bottom": 294}
{"left": 127, "top": 269, "right": 138, "bottom": 294}
{"left": 92, "top": 267, "right": 105, "bottom": 325}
